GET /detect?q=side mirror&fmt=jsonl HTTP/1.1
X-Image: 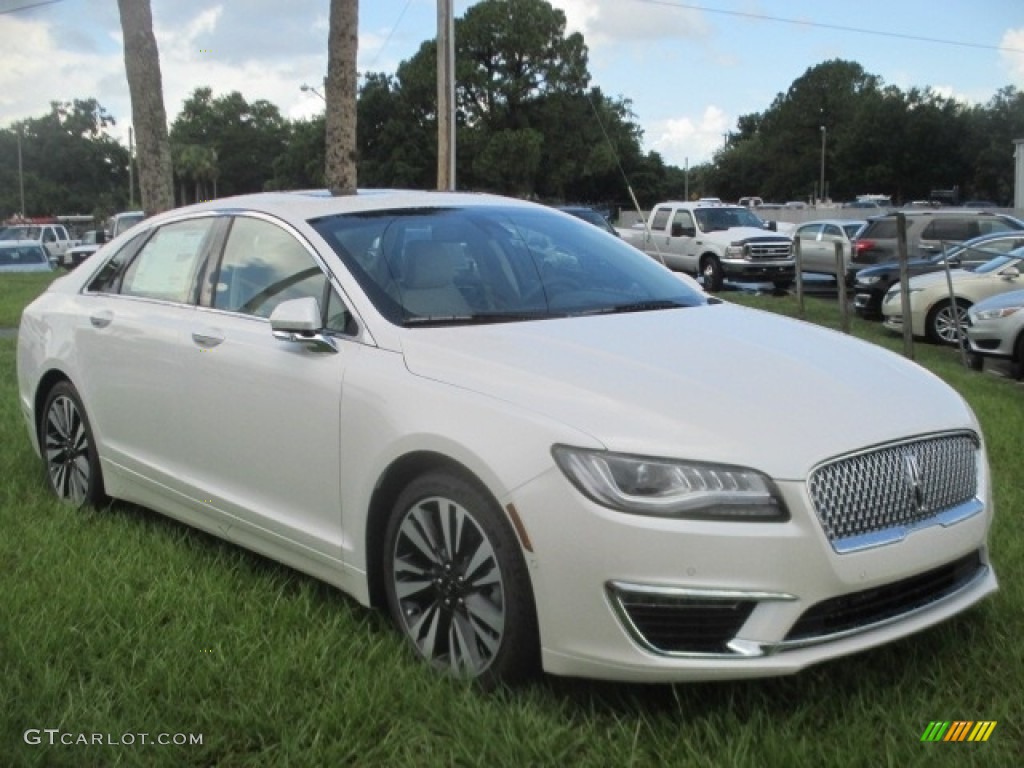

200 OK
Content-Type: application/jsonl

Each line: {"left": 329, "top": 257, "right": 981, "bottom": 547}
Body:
{"left": 1000, "top": 266, "right": 1020, "bottom": 280}
{"left": 671, "top": 223, "right": 696, "bottom": 238}
{"left": 764, "top": 220, "right": 777, "bottom": 231}
{"left": 946, "top": 256, "right": 960, "bottom": 267}
{"left": 269, "top": 297, "right": 337, "bottom": 353}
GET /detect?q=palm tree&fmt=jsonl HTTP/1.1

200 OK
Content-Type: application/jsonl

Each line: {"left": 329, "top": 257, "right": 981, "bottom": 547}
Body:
{"left": 325, "top": 0, "right": 358, "bottom": 195}
{"left": 117, "top": 0, "right": 174, "bottom": 214}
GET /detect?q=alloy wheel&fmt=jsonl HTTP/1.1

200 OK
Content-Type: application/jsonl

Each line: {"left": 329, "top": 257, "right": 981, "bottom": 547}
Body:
{"left": 44, "top": 394, "right": 92, "bottom": 505}
{"left": 389, "top": 494, "right": 506, "bottom": 677}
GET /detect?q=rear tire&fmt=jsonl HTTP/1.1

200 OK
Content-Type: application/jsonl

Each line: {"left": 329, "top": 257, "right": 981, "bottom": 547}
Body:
{"left": 39, "top": 382, "right": 105, "bottom": 507}
{"left": 383, "top": 471, "right": 539, "bottom": 688}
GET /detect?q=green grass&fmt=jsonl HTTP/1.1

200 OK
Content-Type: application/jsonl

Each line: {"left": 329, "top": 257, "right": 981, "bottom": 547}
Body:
{"left": 0, "top": 272, "right": 61, "bottom": 328}
{"left": 2, "top": 289, "right": 1022, "bottom": 766}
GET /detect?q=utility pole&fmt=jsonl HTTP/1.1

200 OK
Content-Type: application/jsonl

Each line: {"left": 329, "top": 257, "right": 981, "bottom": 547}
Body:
{"left": 437, "top": 0, "right": 455, "bottom": 191}
{"left": 128, "top": 126, "right": 135, "bottom": 208}
{"left": 17, "top": 124, "right": 26, "bottom": 218}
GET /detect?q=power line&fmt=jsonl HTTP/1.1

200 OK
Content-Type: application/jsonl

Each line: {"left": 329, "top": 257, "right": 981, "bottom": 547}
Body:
{"left": 629, "top": 0, "right": 1024, "bottom": 54}
{"left": 0, "top": 0, "right": 66, "bottom": 16}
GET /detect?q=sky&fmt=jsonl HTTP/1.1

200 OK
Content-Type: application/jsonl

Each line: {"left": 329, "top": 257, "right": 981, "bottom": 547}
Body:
{"left": 0, "top": 0, "right": 1022, "bottom": 169}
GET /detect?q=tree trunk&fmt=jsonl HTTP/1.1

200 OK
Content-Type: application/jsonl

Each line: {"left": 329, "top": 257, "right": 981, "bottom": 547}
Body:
{"left": 325, "top": 0, "right": 358, "bottom": 195}
{"left": 117, "top": 0, "right": 174, "bottom": 215}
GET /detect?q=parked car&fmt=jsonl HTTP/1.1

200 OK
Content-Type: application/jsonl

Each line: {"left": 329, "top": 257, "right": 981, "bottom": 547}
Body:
{"left": 964, "top": 289, "right": 1024, "bottom": 377}
{"left": 18, "top": 190, "right": 997, "bottom": 686}
{"left": 793, "top": 219, "right": 866, "bottom": 283}
{"left": 0, "top": 223, "right": 77, "bottom": 265}
{"left": 882, "top": 247, "right": 1024, "bottom": 344}
{"left": 555, "top": 205, "right": 618, "bottom": 236}
{"left": 0, "top": 241, "right": 54, "bottom": 272}
{"left": 852, "top": 231, "right": 1024, "bottom": 318}
{"left": 64, "top": 211, "right": 143, "bottom": 269}
{"left": 854, "top": 210, "right": 1024, "bottom": 267}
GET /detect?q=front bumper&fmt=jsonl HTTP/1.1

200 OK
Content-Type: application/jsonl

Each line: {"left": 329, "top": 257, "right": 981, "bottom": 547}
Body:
{"left": 966, "top": 318, "right": 1020, "bottom": 360}
{"left": 722, "top": 260, "right": 795, "bottom": 282}
{"left": 511, "top": 465, "right": 995, "bottom": 683}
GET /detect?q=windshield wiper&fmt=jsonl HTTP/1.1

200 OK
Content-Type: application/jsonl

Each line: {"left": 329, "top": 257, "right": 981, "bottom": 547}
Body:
{"left": 579, "top": 299, "right": 692, "bottom": 316}
{"left": 402, "top": 311, "right": 556, "bottom": 327}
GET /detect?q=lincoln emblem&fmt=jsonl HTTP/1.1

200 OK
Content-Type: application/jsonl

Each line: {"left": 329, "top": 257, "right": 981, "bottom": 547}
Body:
{"left": 904, "top": 453, "right": 925, "bottom": 512}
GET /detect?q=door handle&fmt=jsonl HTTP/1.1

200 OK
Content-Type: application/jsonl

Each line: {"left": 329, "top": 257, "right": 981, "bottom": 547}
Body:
{"left": 89, "top": 310, "right": 113, "bottom": 328}
{"left": 192, "top": 330, "right": 225, "bottom": 348}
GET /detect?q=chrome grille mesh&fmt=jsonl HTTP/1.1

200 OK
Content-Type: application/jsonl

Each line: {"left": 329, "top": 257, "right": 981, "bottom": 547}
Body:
{"left": 746, "top": 240, "right": 791, "bottom": 260}
{"left": 808, "top": 433, "right": 978, "bottom": 548}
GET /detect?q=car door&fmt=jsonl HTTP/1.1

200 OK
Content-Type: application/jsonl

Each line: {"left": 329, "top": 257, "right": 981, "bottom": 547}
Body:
{"left": 179, "top": 213, "right": 356, "bottom": 561}
{"left": 75, "top": 216, "right": 223, "bottom": 482}
{"left": 795, "top": 223, "right": 824, "bottom": 273}
{"left": 819, "top": 223, "right": 847, "bottom": 276}
{"left": 665, "top": 208, "right": 696, "bottom": 270}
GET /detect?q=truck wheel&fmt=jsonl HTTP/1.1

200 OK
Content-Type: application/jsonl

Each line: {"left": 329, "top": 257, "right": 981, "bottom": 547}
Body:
{"left": 701, "top": 257, "right": 724, "bottom": 292}
{"left": 773, "top": 279, "right": 793, "bottom": 292}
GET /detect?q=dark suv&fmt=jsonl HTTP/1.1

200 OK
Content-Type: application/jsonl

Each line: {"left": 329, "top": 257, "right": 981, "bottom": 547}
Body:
{"left": 852, "top": 230, "right": 1024, "bottom": 318}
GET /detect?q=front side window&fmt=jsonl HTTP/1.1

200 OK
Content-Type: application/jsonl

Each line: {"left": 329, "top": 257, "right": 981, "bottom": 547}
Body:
{"left": 213, "top": 217, "right": 328, "bottom": 319}
{"left": 120, "top": 218, "right": 216, "bottom": 303}
{"left": 797, "top": 224, "right": 822, "bottom": 241}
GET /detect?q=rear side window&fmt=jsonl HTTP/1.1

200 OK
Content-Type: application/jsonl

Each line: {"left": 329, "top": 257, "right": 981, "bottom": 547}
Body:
{"left": 921, "top": 219, "right": 978, "bottom": 242}
{"left": 120, "top": 218, "right": 217, "bottom": 303}
{"left": 87, "top": 230, "right": 151, "bottom": 294}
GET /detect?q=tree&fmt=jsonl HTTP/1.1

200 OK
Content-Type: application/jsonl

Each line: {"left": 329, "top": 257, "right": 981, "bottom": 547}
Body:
{"left": 117, "top": 0, "right": 174, "bottom": 215}
{"left": 0, "top": 100, "right": 130, "bottom": 218}
{"left": 325, "top": 0, "right": 358, "bottom": 195}
{"left": 171, "top": 88, "right": 286, "bottom": 198}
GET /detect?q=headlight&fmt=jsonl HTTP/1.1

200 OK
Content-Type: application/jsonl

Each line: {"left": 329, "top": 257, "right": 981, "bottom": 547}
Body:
{"left": 974, "top": 305, "right": 1022, "bottom": 320}
{"left": 858, "top": 275, "right": 882, "bottom": 285}
{"left": 725, "top": 244, "right": 745, "bottom": 258}
{"left": 551, "top": 446, "right": 788, "bottom": 521}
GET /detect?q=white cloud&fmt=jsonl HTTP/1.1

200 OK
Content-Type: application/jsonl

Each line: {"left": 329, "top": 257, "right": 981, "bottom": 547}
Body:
{"left": 0, "top": 14, "right": 123, "bottom": 121}
{"left": 999, "top": 27, "right": 1024, "bottom": 86}
{"left": 551, "top": 0, "right": 709, "bottom": 46}
{"left": 648, "top": 106, "right": 730, "bottom": 167}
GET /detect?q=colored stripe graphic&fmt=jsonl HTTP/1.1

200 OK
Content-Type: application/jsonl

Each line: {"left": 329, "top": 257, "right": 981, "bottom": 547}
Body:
{"left": 921, "top": 721, "right": 997, "bottom": 742}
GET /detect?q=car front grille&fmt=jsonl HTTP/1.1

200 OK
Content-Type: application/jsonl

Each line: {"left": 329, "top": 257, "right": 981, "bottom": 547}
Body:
{"left": 785, "top": 550, "right": 984, "bottom": 641}
{"left": 807, "top": 432, "right": 979, "bottom": 552}
{"left": 745, "top": 239, "right": 791, "bottom": 260}
{"left": 607, "top": 585, "right": 756, "bottom": 655}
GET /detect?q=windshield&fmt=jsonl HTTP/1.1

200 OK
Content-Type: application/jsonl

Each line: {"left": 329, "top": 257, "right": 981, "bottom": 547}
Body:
{"left": 311, "top": 206, "right": 708, "bottom": 326}
{"left": 973, "top": 251, "right": 1024, "bottom": 275}
{"left": 0, "top": 226, "right": 41, "bottom": 240}
{"left": 693, "top": 207, "right": 765, "bottom": 232}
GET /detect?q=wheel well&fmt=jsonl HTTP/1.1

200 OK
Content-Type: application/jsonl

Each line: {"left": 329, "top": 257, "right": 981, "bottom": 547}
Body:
{"left": 699, "top": 252, "right": 719, "bottom": 268}
{"left": 33, "top": 370, "right": 71, "bottom": 439}
{"left": 364, "top": 451, "right": 498, "bottom": 610}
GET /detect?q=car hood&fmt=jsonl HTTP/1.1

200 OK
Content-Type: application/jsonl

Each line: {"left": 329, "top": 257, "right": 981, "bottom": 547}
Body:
{"left": 971, "top": 287, "right": 1024, "bottom": 312}
{"left": 857, "top": 257, "right": 938, "bottom": 278}
{"left": 399, "top": 304, "right": 972, "bottom": 480}
{"left": 719, "top": 227, "right": 789, "bottom": 243}
{"left": 906, "top": 269, "right": 979, "bottom": 290}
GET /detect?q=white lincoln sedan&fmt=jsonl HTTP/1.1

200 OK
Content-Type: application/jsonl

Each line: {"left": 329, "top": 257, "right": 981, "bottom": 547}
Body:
{"left": 17, "top": 191, "right": 997, "bottom": 686}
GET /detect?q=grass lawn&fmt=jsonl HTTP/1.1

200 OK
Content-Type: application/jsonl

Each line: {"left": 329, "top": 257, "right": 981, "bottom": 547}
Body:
{"left": 0, "top": 272, "right": 61, "bottom": 328}
{"left": 2, "top": 287, "right": 1021, "bottom": 767}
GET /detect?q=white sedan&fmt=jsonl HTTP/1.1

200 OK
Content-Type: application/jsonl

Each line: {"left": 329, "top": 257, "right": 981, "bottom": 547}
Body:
{"left": 17, "top": 191, "right": 997, "bottom": 686}
{"left": 882, "top": 249, "right": 1024, "bottom": 344}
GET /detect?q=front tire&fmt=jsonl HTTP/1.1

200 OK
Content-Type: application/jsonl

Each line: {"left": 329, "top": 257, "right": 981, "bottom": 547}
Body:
{"left": 383, "top": 471, "right": 538, "bottom": 688}
{"left": 926, "top": 299, "right": 970, "bottom": 345}
{"left": 40, "top": 381, "right": 105, "bottom": 507}
{"left": 701, "top": 256, "right": 724, "bottom": 292}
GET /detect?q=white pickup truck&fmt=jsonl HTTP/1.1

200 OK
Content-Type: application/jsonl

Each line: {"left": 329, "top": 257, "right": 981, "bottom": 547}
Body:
{"left": 0, "top": 223, "right": 78, "bottom": 265}
{"left": 619, "top": 201, "right": 795, "bottom": 291}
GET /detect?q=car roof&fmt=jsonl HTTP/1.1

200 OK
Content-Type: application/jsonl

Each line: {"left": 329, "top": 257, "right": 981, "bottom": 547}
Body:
{"left": 165, "top": 190, "right": 537, "bottom": 225}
